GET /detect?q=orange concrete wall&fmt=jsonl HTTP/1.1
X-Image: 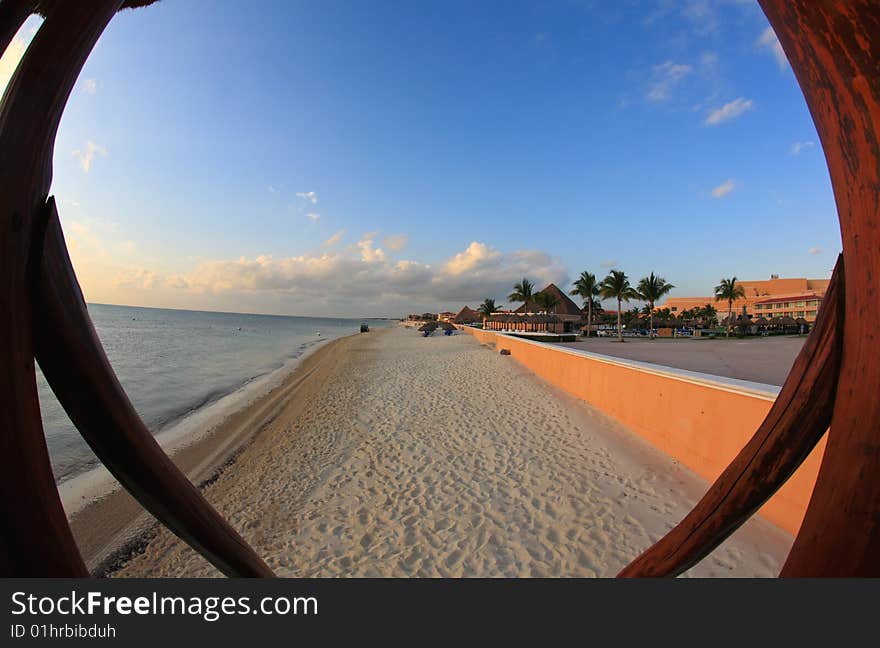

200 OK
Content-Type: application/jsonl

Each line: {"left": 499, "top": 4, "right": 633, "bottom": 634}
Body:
{"left": 464, "top": 326, "right": 825, "bottom": 536}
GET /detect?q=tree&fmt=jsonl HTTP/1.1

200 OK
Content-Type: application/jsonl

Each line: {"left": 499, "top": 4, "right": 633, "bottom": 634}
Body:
{"left": 636, "top": 273, "right": 675, "bottom": 339}
{"left": 715, "top": 277, "right": 746, "bottom": 338}
{"left": 599, "top": 270, "right": 639, "bottom": 342}
{"left": 695, "top": 303, "right": 717, "bottom": 326}
{"left": 477, "top": 298, "right": 498, "bottom": 318}
{"left": 532, "top": 290, "right": 559, "bottom": 313}
{"left": 571, "top": 271, "right": 600, "bottom": 338}
{"left": 508, "top": 278, "right": 535, "bottom": 313}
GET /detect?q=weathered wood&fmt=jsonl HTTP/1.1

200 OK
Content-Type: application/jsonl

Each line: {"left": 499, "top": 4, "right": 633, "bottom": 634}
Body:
{"left": 618, "top": 256, "right": 844, "bottom": 577}
{"left": 758, "top": 0, "right": 880, "bottom": 577}
{"left": 0, "top": 0, "right": 123, "bottom": 578}
{"left": 33, "top": 197, "right": 274, "bottom": 578}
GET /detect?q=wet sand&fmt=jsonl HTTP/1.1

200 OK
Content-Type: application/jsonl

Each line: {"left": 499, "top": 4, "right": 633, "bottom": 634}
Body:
{"left": 110, "top": 326, "right": 790, "bottom": 578}
{"left": 556, "top": 336, "right": 806, "bottom": 386}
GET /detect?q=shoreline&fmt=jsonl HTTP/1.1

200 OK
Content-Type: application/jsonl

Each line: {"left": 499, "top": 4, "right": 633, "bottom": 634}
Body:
{"left": 111, "top": 325, "right": 791, "bottom": 578}
{"left": 67, "top": 330, "right": 373, "bottom": 574}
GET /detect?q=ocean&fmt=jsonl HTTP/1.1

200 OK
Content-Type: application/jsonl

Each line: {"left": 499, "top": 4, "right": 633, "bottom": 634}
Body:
{"left": 36, "top": 303, "right": 390, "bottom": 485}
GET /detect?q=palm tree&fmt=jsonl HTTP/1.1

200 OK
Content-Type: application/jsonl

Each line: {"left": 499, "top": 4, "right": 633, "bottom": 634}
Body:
{"left": 508, "top": 278, "right": 535, "bottom": 313}
{"left": 715, "top": 277, "right": 746, "bottom": 338}
{"left": 701, "top": 303, "right": 718, "bottom": 326}
{"left": 599, "top": 270, "right": 639, "bottom": 342}
{"left": 636, "top": 273, "right": 675, "bottom": 339}
{"left": 571, "top": 271, "right": 599, "bottom": 338}
{"left": 532, "top": 291, "right": 559, "bottom": 313}
{"left": 477, "top": 298, "right": 498, "bottom": 318}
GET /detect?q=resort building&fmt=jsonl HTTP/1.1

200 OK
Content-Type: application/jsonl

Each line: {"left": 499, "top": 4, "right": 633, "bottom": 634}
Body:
{"left": 485, "top": 313, "right": 564, "bottom": 334}
{"left": 752, "top": 294, "right": 822, "bottom": 321}
{"left": 437, "top": 311, "right": 456, "bottom": 322}
{"left": 659, "top": 275, "right": 830, "bottom": 323}
{"left": 513, "top": 283, "right": 584, "bottom": 332}
{"left": 452, "top": 306, "right": 482, "bottom": 325}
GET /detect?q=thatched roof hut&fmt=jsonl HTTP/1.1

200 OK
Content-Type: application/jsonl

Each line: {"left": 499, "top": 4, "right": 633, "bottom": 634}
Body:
{"left": 452, "top": 305, "right": 482, "bottom": 324}
{"left": 514, "top": 283, "right": 582, "bottom": 317}
{"left": 530, "top": 314, "right": 561, "bottom": 324}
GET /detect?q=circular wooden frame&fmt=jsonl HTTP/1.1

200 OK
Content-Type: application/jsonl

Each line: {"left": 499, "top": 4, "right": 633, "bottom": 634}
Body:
{"left": 0, "top": 0, "right": 877, "bottom": 577}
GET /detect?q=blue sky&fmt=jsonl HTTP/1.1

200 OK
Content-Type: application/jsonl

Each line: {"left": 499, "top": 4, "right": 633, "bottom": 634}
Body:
{"left": 1, "top": 1, "right": 840, "bottom": 316}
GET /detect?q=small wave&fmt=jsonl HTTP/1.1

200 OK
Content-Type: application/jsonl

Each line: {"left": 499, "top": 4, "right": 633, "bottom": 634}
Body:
{"left": 58, "top": 336, "right": 334, "bottom": 517}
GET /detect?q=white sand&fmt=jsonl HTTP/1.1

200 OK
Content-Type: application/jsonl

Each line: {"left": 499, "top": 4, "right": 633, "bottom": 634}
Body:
{"left": 114, "top": 326, "right": 792, "bottom": 577}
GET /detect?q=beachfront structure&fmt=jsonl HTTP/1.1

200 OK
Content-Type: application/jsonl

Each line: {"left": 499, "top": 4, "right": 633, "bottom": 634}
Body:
{"left": 513, "top": 283, "right": 584, "bottom": 332}
{"left": 660, "top": 275, "right": 830, "bottom": 323}
{"left": 437, "top": 311, "right": 456, "bottom": 322}
{"left": 752, "top": 294, "right": 822, "bottom": 321}
{"left": 485, "top": 313, "right": 564, "bottom": 334}
{"left": 452, "top": 306, "right": 482, "bottom": 325}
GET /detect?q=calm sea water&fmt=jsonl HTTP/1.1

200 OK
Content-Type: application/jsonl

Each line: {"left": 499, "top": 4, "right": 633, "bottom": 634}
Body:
{"left": 37, "top": 303, "right": 390, "bottom": 484}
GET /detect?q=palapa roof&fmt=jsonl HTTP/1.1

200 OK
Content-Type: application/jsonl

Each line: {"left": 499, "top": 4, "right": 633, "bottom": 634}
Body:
{"left": 452, "top": 305, "right": 482, "bottom": 324}
{"left": 514, "top": 283, "right": 582, "bottom": 317}
{"left": 487, "top": 313, "right": 561, "bottom": 324}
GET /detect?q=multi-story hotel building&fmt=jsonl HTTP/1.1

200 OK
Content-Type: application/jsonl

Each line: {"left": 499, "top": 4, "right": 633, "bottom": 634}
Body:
{"left": 659, "top": 276, "right": 830, "bottom": 323}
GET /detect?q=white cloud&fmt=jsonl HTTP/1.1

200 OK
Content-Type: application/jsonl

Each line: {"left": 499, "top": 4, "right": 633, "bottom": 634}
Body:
{"left": 808, "top": 247, "right": 822, "bottom": 256}
{"left": 323, "top": 230, "right": 345, "bottom": 247}
{"left": 600, "top": 260, "right": 618, "bottom": 269}
{"left": 705, "top": 97, "right": 753, "bottom": 126}
{"left": 71, "top": 140, "right": 108, "bottom": 173}
{"left": 296, "top": 191, "right": 318, "bottom": 204}
{"left": 757, "top": 26, "right": 788, "bottom": 71}
{"left": 711, "top": 178, "right": 736, "bottom": 198}
{"left": 647, "top": 61, "right": 693, "bottom": 102}
{"left": 267, "top": 185, "right": 278, "bottom": 194}
{"left": 383, "top": 234, "right": 408, "bottom": 251}
{"left": 68, "top": 232, "right": 570, "bottom": 316}
{"left": 355, "top": 232, "right": 386, "bottom": 263}
{"left": 791, "top": 141, "right": 815, "bottom": 156}
{"left": 306, "top": 212, "right": 320, "bottom": 222}
{"left": 442, "top": 242, "right": 502, "bottom": 275}
{"left": 82, "top": 78, "right": 98, "bottom": 94}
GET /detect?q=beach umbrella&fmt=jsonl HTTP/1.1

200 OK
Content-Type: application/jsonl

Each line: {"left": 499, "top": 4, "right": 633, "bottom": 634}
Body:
{"left": 438, "top": 321, "right": 456, "bottom": 331}
{"left": 754, "top": 316, "right": 769, "bottom": 327}
{"left": 418, "top": 322, "right": 438, "bottom": 332}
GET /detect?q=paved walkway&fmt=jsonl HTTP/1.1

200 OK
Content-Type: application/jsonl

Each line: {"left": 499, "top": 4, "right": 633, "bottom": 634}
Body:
{"left": 556, "top": 336, "right": 806, "bottom": 386}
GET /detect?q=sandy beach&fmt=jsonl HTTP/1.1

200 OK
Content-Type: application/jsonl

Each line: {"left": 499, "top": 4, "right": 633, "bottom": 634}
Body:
{"left": 102, "top": 326, "right": 791, "bottom": 577}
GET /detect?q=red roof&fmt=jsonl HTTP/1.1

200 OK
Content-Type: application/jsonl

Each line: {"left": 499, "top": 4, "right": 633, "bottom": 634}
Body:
{"left": 754, "top": 293, "right": 822, "bottom": 305}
